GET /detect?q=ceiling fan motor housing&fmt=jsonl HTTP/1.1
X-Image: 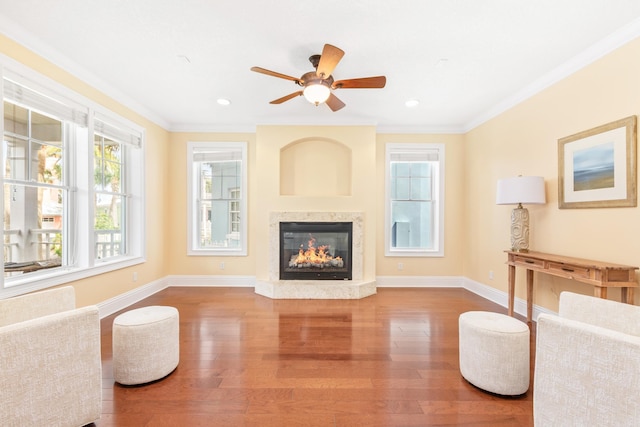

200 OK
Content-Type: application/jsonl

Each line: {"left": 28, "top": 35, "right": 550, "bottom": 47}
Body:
{"left": 300, "top": 71, "right": 334, "bottom": 88}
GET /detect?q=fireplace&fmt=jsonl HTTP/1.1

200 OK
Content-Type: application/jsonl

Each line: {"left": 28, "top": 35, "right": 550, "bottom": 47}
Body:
{"left": 279, "top": 221, "right": 353, "bottom": 280}
{"left": 255, "top": 212, "right": 374, "bottom": 299}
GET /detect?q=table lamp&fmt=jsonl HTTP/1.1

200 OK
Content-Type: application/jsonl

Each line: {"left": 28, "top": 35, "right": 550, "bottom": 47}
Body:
{"left": 496, "top": 176, "right": 546, "bottom": 252}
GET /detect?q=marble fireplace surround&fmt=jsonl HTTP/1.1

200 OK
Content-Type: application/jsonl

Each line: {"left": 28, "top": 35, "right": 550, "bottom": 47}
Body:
{"left": 254, "top": 212, "right": 376, "bottom": 299}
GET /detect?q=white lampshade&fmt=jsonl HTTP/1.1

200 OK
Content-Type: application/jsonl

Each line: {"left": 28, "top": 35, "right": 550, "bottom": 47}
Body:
{"left": 303, "top": 83, "right": 331, "bottom": 105}
{"left": 496, "top": 176, "right": 546, "bottom": 205}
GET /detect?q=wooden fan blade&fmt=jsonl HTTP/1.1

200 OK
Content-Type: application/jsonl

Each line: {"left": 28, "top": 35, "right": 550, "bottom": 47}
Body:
{"left": 325, "top": 93, "right": 346, "bottom": 112}
{"left": 316, "top": 44, "right": 345, "bottom": 78}
{"left": 270, "top": 91, "right": 303, "bottom": 104}
{"left": 332, "top": 76, "right": 386, "bottom": 89}
{"left": 251, "top": 66, "right": 301, "bottom": 83}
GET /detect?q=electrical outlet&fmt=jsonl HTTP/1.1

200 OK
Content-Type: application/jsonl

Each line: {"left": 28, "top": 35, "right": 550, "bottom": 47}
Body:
{"left": 133, "top": 272, "right": 138, "bottom": 282}
{"left": 397, "top": 262, "right": 404, "bottom": 271}
{"left": 219, "top": 262, "right": 225, "bottom": 270}
{"left": 489, "top": 270, "right": 494, "bottom": 280}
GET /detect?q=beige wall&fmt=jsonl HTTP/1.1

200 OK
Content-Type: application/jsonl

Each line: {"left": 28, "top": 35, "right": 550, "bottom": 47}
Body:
{"left": 167, "top": 127, "right": 466, "bottom": 283}
{"left": 4, "top": 31, "right": 640, "bottom": 314}
{"left": 0, "top": 34, "right": 171, "bottom": 307}
{"left": 255, "top": 125, "right": 378, "bottom": 280}
{"left": 464, "top": 36, "right": 640, "bottom": 311}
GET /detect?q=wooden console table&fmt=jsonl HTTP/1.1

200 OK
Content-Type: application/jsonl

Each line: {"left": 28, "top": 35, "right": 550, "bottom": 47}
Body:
{"left": 506, "top": 250, "right": 638, "bottom": 323}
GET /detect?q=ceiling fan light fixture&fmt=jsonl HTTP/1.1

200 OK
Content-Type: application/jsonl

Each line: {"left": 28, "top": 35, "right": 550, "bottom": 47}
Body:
{"left": 303, "top": 82, "right": 331, "bottom": 106}
{"left": 405, "top": 99, "right": 420, "bottom": 108}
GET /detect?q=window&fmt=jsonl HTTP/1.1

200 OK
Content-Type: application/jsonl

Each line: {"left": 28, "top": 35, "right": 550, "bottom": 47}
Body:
{"left": 385, "top": 143, "right": 444, "bottom": 257}
{"left": 1, "top": 68, "right": 145, "bottom": 296}
{"left": 3, "top": 78, "right": 87, "bottom": 277}
{"left": 94, "top": 133, "right": 124, "bottom": 259}
{"left": 93, "top": 113, "right": 143, "bottom": 262}
{"left": 187, "top": 142, "right": 247, "bottom": 256}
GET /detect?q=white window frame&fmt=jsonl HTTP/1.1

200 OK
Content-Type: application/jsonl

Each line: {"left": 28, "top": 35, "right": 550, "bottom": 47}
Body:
{"left": 384, "top": 143, "right": 445, "bottom": 257}
{"left": 91, "top": 110, "right": 145, "bottom": 265}
{"left": 187, "top": 141, "right": 247, "bottom": 256}
{"left": 0, "top": 57, "right": 146, "bottom": 298}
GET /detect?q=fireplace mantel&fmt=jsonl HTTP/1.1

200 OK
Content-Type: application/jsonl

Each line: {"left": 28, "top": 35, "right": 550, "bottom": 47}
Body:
{"left": 254, "top": 211, "right": 376, "bottom": 299}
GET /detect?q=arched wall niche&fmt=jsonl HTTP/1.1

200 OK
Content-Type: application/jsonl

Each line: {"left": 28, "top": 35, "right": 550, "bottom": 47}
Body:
{"left": 280, "top": 137, "right": 352, "bottom": 196}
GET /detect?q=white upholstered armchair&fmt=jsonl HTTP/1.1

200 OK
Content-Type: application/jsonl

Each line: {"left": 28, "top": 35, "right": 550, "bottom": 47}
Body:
{"left": 534, "top": 291, "right": 640, "bottom": 426}
{"left": 0, "top": 286, "right": 102, "bottom": 427}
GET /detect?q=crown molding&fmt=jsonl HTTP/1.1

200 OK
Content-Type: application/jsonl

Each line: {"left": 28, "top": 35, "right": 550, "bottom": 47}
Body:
{"left": 0, "top": 16, "right": 170, "bottom": 130}
{"left": 464, "top": 16, "right": 640, "bottom": 133}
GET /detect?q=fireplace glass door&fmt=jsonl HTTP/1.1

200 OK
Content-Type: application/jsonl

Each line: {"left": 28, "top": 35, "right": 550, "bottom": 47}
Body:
{"left": 280, "top": 222, "right": 352, "bottom": 280}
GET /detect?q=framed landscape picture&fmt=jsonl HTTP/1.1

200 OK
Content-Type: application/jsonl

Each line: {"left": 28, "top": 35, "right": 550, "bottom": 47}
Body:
{"left": 558, "top": 116, "right": 637, "bottom": 209}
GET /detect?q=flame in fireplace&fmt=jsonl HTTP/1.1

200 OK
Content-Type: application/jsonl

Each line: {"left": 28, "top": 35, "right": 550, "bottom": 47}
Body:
{"left": 290, "top": 233, "right": 343, "bottom": 268}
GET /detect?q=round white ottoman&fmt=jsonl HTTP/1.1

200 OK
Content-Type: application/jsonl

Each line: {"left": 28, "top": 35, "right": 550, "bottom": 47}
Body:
{"left": 458, "top": 311, "right": 530, "bottom": 395}
{"left": 113, "top": 305, "right": 179, "bottom": 385}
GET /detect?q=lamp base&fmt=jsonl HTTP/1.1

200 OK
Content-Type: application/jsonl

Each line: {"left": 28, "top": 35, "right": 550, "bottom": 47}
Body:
{"left": 510, "top": 206, "right": 530, "bottom": 252}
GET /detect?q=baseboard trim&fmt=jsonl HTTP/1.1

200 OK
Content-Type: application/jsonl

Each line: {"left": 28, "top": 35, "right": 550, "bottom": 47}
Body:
{"left": 165, "top": 275, "right": 256, "bottom": 287}
{"left": 461, "top": 277, "right": 556, "bottom": 320}
{"left": 96, "top": 274, "right": 556, "bottom": 320}
{"left": 96, "top": 277, "right": 169, "bottom": 318}
{"left": 375, "top": 275, "right": 464, "bottom": 288}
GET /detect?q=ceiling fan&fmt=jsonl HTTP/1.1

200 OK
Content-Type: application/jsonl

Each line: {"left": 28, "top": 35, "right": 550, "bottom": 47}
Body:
{"left": 250, "top": 44, "right": 386, "bottom": 112}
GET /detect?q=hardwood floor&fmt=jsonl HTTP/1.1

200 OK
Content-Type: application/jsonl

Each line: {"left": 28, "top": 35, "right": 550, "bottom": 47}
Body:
{"left": 96, "top": 287, "right": 535, "bottom": 426}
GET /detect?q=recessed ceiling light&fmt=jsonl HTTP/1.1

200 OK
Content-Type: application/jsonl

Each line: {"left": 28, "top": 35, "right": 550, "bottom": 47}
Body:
{"left": 435, "top": 58, "right": 449, "bottom": 68}
{"left": 177, "top": 54, "right": 191, "bottom": 64}
{"left": 217, "top": 98, "right": 231, "bottom": 106}
{"left": 405, "top": 99, "right": 420, "bottom": 108}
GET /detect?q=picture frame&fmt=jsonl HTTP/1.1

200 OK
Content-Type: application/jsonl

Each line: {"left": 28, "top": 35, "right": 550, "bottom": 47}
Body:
{"left": 558, "top": 115, "right": 637, "bottom": 209}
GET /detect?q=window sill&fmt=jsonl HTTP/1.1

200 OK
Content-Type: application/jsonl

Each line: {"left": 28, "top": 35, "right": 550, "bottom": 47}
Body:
{"left": 385, "top": 249, "right": 444, "bottom": 257}
{"left": 187, "top": 248, "right": 247, "bottom": 257}
{"left": 1, "top": 256, "right": 146, "bottom": 299}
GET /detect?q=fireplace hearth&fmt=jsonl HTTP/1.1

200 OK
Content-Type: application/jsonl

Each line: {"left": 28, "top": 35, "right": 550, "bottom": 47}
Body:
{"left": 279, "top": 222, "right": 352, "bottom": 280}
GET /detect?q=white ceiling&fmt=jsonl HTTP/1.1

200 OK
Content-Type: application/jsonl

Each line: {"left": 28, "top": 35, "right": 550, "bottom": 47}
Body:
{"left": 1, "top": 0, "right": 640, "bottom": 133}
